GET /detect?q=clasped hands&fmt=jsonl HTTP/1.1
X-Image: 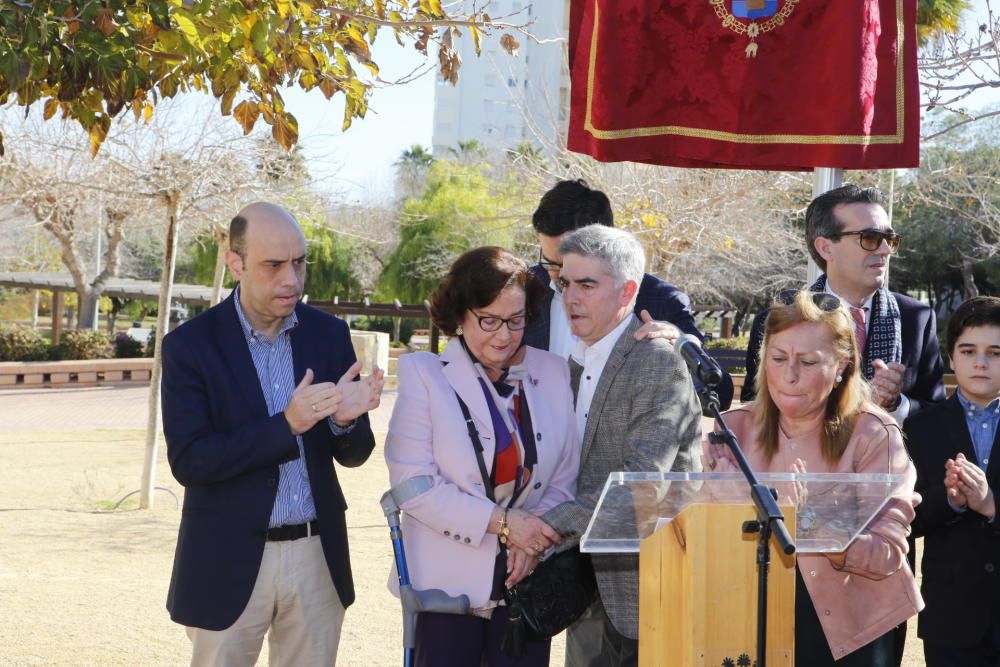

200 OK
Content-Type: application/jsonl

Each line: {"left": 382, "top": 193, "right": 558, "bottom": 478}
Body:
{"left": 284, "top": 362, "right": 385, "bottom": 435}
{"left": 946, "top": 452, "right": 996, "bottom": 520}
{"left": 500, "top": 508, "right": 561, "bottom": 588}
{"left": 870, "top": 359, "right": 906, "bottom": 411}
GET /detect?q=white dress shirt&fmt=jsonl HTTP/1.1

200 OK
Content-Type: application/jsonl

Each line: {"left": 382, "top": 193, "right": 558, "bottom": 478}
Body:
{"left": 824, "top": 283, "right": 910, "bottom": 423}
{"left": 570, "top": 316, "right": 634, "bottom": 440}
{"left": 548, "top": 279, "right": 577, "bottom": 359}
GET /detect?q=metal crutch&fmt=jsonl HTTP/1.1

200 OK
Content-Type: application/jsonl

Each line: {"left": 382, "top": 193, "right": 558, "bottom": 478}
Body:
{"left": 380, "top": 475, "right": 471, "bottom": 667}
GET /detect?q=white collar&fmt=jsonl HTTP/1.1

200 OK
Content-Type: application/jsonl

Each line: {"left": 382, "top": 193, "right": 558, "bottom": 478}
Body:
{"left": 570, "top": 315, "right": 633, "bottom": 366}
{"left": 824, "top": 282, "right": 873, "bottom": 312}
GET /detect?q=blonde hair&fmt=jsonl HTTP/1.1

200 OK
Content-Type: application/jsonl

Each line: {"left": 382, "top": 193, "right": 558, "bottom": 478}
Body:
{"left": 752, "top": 291, "right": 873, "bottom": 465}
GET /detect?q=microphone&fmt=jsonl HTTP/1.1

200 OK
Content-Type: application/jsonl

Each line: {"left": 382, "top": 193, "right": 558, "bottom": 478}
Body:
{"left": 674, "top": 333, "right": 724, "bottom": 387}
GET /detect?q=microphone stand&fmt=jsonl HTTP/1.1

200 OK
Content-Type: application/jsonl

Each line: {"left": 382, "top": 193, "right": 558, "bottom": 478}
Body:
{"left": 701, "top": 386, "right": 795, "bottom": 667}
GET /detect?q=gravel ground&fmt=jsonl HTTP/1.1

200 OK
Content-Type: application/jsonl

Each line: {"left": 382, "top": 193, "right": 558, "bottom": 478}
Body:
{"left": 0, "top": 386, "right": 924, "bottom": 665}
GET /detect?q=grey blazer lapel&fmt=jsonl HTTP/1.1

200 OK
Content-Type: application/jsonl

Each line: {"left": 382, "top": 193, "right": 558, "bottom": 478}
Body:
{"left": 580, "top": 316, "right": 641, "bottom": 462}
{"left": 569, "top": 357, "right": 584, "bottom": 402}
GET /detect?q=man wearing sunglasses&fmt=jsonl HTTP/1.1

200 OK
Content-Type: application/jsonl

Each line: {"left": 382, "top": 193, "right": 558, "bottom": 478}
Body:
{"left": 522, "top": 179, "right": 735, "bottom": 412}
{"left": 743, "top": 183, "right": 945, "bottom": 421}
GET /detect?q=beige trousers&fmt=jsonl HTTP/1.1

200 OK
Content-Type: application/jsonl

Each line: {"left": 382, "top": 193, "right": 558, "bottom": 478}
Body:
{"left": 186, "top": 536, "right": 345, "bottom": 667}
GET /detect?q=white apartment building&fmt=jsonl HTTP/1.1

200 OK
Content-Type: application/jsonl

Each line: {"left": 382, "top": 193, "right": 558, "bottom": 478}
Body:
{"left": 432, "top": 1, "right": 571, "bottom": 155}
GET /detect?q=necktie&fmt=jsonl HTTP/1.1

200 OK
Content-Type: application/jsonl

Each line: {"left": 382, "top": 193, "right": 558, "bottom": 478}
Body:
{"left": 850, "top": 306, "right": 867, "bottom": 357}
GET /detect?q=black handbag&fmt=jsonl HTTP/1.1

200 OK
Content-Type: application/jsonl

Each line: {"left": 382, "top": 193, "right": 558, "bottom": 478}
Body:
{"left": 453, "top": 391, "right": 597, "bottom": 656}
{"left": 502, "top": 546, "right": 597, "bottom": 647}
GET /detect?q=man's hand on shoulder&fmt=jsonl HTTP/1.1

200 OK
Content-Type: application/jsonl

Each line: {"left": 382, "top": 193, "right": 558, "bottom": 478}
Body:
{"left": 634, "top": 309, "right": 681, "bottom": 344}
{"left": 285, "top": 369, "right": 342, "bottom": 435}
{"left": 334, "top": 361, "right": 385, "bottom": 425}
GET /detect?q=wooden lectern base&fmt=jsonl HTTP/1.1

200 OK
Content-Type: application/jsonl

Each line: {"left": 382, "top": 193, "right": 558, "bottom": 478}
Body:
{"left": 639, "top": 503, "right": 796, "bottom": 666}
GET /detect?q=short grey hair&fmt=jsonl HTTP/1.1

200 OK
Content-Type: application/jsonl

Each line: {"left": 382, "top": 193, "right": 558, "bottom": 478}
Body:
{"left": 558, "top": 225, "right": 646, "bottom": 300}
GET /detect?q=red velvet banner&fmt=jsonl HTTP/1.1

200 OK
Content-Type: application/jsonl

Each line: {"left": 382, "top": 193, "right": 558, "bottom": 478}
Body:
{"left": 567, "top": 0, "right": 919, "bottom": 170}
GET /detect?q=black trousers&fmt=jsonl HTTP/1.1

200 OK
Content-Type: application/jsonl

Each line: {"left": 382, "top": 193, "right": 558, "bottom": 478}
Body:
{"left": 414, "top": 609, "right": 551, "bottom": 667}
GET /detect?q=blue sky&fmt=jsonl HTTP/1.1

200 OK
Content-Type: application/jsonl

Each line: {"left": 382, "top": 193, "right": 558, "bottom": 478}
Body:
{"left": 280, "top": 35, "right": 437, "bottom": 205}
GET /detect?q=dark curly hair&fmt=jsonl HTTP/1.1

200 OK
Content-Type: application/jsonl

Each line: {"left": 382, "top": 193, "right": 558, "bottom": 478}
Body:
{"left": 430, "top": 247, "right": 546, "bottom": 336}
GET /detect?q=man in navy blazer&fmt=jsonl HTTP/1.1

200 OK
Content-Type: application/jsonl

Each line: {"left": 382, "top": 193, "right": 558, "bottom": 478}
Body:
{"left": 162, "top": 202, "right": 384, "bottom": 665}
{"left": 741, "top": 184, "right": 945, "bottom": 417}
{"left": 522, "top": 179, "right": 734, "bottom": 411}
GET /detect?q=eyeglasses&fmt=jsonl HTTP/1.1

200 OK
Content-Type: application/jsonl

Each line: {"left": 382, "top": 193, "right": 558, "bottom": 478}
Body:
{"left": 469, "top": 310, "right": 527, "bottom": 332}
{"left": 538, "top": 248, "right": 562, "bottom": 272}
{"left": 828, "top": 229, "right": 901, "bottom": 253}
{"left": 774, "top": 290, "right": 842, "bottom": 312}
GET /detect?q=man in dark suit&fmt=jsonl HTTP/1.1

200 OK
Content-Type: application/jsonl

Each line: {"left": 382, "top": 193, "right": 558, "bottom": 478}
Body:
{"left": 522, "top": 179, "right": 734, "bottom": 411}
{"left": 905, "top": 296, "right": 1000, "bottom": 667}
{"left": 742, "top": 184, "right": 945, "bottom": 417}
{"left": 161, "top": 202, "right": 384, "bottom": 665}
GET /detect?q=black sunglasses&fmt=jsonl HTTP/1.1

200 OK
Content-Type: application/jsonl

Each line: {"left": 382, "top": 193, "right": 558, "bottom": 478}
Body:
{"left": 774, "top": 290, "right": 842, "bottom": 312}
{"left": 828, "top": 229, "right": 901, "bottom": 253}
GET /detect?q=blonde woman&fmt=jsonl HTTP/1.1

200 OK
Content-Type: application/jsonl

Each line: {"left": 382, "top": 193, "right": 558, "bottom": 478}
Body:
{"left": 705, "top": 291, "right": 922, "bottom": 666}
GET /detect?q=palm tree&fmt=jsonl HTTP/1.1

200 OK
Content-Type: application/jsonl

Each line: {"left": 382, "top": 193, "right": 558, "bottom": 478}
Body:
{"left": 917, "top": 0, "right": 973, "bottom": 44}
{"left": 395, "top": 145, "right": 434, "bottom": 168}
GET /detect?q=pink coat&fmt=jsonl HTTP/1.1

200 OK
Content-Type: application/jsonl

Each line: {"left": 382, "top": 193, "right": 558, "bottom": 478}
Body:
{"left": 721, "top": 407, "right": 924, "bottom": 660}
{"left": 385, "top": 340, "right": 581, "bottom": 608}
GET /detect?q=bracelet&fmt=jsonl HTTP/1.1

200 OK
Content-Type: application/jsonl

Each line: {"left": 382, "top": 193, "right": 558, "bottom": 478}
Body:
{"left": 498, "top": 508, "right": 510, "bottom": 545}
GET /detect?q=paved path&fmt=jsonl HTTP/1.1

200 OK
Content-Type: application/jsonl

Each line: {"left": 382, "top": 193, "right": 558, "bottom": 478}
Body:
{"left": 0, "top": 385, "right": 398, "bottom": 433}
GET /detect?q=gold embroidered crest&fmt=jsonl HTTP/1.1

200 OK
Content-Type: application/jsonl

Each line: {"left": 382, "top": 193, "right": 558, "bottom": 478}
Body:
{"left": 709, "top": 0, "right": 800, "bottom": 58}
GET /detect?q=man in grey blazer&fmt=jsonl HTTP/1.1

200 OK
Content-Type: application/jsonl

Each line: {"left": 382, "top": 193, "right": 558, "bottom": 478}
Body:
{"left": 542, "top": 225, "right": 703, "bottom": 666}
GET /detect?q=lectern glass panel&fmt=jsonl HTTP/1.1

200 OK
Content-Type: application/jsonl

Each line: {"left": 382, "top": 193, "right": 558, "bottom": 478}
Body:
{"left": 580, "top": 472, "right": 906, "bottom": 554}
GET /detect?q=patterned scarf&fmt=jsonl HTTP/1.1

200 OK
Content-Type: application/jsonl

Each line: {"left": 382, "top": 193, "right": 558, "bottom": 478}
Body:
{"left": 472, "top": 363, "right": 535, "bottom": 507}
{"left": 810, "top": 275, "right": 902, "bottom": 380}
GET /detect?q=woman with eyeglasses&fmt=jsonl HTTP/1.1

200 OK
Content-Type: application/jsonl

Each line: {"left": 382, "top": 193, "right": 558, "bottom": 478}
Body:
{"left": 384, "top": 246, "right": 581, "bottom": 666}
{"left": 705, "top": 291, "right": 922, "bottom": 667}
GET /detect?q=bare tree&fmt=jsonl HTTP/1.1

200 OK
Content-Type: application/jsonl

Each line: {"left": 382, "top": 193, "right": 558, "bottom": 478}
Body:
{"left": 920, "top": 0, "right": 1000, "bottom": 140}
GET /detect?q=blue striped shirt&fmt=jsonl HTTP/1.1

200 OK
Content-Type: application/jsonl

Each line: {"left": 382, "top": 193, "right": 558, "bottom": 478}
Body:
{"left": 957, "top": 389, "right": 1000, "bottom": 471}
{"left": 233, "top": 289, "right": 316, "bottom": 528}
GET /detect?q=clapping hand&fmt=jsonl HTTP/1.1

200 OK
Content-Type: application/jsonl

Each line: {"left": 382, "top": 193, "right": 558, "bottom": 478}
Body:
{"left": 703, "top": 441, "right": 738, "bottom": 472}
{"left": 285, "top": 369, "right": 342, "bottom": 435}
{"left": 946, "top": 453, "right": 995, "bottom": 519}
{"left": 789, "top": 458, "right": 808, "bottom": 511}
{"left": 333, "top": 361, "right": 385, "bottom": 426}
{"left": 870, "top": 360, "right": 905, "bottom": 410}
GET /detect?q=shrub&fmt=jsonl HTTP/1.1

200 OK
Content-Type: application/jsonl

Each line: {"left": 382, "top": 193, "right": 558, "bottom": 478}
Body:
{"left": 114, "top": 332, "right": 146, "bottom": 358}
{"left": 352, "top": 315, "right": 419, "bottom": 345}
{"left": 49, "top": 329, "right": 113, "bottom": 361}
{"left": 145, "top": 328, "right": 157, "bottom": 358}
{"left": 704, "top": 335, "right": 750, "bottom": 351}
{"left": 0, "top": 327, "right": 49, "bottom": 361}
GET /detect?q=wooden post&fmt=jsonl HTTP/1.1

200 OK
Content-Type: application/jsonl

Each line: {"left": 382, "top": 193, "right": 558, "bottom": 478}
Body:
{"left": 721, "top": 314, "right": 734, "bottom": 339}
{"left": 430, "top": 323, "right": 440, "bottom": 355}
{"left": 51, "top": 290, "right": 64, "bottom": 345}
